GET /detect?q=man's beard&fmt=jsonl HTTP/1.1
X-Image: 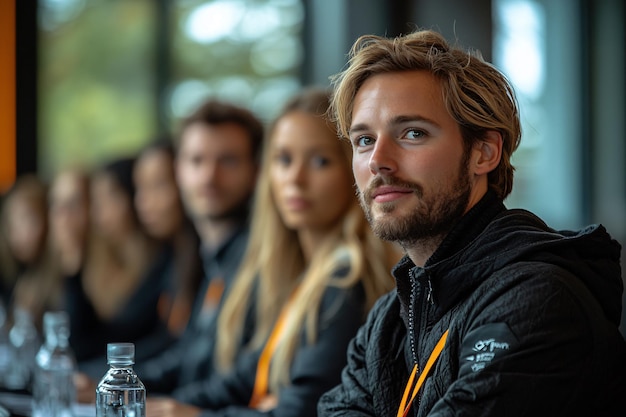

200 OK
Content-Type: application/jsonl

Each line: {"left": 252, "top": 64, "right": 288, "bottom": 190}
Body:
{"left": 185, "top": 193, "right": 251, "bottom": 224}
{"left": 358, "top": 157, "right": 471, "bottom": 245}
{"left": 206, "top": 198, "right": 250, "bottom": 223}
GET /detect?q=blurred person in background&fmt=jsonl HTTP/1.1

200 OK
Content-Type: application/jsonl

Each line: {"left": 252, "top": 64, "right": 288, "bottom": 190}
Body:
{"left": 145, "top": 88, "right": 400, "bottom": 417}
{"left": 77, "top": 156, "right": 175, "bottom": 376}
{"left": 0, "top": 217, "right": 12, "bottom": 309}
{"left": 48, "top": 167, "right": 91, "bottom": 278}
{"left": 133, "top": 138, "right": 203, "bottom": 336}
{"left": 47, "top": 166, "right": 99, "bottom": 362}
{"left": 76, "top": 99, "right": 264, "bottom": 402}
{"left": 0, "top": 174, "right": 60, "bottom": 328}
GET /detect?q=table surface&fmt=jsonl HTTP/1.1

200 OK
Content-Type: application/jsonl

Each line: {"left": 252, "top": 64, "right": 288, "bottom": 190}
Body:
{"left": 0, "top": 392, "right": 95, "bottom": 417}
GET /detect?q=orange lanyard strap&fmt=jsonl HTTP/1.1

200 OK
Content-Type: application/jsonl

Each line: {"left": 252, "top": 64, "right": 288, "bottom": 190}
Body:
{"left": 249, "top": 288, "right": 299, "bottom": 409}
{"left": 397, "top": 329, "right": 449, "bottom": 417}
{"left": 201, "top": 277, "right": 225, "bottom": 314}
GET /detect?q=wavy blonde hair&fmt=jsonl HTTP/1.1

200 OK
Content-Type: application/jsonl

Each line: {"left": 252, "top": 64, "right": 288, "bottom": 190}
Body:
{"left": 215, "top": 87, "right": 398, "bottom": 393}
{"left": 330, "top": 29, "right": 521, "bottom": 199}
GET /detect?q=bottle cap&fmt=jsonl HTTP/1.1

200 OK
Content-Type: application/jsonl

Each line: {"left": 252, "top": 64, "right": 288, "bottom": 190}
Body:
{"left": 107, "top": 343, "right": 135, "bottom": 365}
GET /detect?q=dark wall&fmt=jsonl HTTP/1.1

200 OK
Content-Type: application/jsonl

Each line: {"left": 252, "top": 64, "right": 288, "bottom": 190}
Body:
{"left": 301, "top": 0, "right": 493, "bottom": 86}
{"left": 412, "top": 0, "right": 493, "bottom": 61}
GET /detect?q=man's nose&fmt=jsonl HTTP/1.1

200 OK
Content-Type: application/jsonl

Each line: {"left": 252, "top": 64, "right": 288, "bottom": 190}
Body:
{"left": 202, "top": 161, "right": 219, "bottom": 182}
{"left": 368, "top": 137, "right": 398, "bottom": 175}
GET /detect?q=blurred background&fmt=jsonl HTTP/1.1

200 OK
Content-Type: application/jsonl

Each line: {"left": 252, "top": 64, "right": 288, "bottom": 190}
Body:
{"left": 0, "top": 0, "right": 625, "bottom": 333}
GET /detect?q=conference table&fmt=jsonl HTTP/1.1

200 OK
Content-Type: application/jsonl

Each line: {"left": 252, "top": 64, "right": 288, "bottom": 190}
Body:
{"left": 0, "top": 391, "right": 95, "bottom": 417}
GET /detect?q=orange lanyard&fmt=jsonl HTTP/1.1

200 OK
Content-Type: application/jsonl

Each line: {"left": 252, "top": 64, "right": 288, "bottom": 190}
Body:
{"left": 249, "top": 288, "right": 299, "bottom": 409}
{"left": 201, "top": 277, "right": 225, "bottom": 314}
{"left": 397, "top": 329, "right": 449, "bottom": 417}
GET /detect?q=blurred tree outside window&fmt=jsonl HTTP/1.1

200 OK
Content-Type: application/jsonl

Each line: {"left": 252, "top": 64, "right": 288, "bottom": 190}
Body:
{"left": 38, "top": 0, "right": 156, "bottom": 177}
{"left": 169, "top": 0, "right": 304, "bottom": 128}
{"left": 38, "top": 0, "right": 304, "bottom": 178}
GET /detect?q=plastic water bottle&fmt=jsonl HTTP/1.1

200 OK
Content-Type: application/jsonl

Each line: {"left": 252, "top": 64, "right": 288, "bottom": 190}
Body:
{"left": 96, "top": 343, "right": 146, "bottom": 417}
{"left": 32, "top": 311, "right": 77, "bottom": 417}
{"left": 6, "top": 307, "right": 39, "bottom": 390}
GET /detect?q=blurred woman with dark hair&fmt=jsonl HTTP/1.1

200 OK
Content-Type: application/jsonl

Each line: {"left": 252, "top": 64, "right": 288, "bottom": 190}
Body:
{"left": 77, "top": 156, "right": 176, "bottom": 376}
{"left": 0, "top": 174, "right": 59, "bottom": 327}
{"left": 49, "top": 167, "right": 91, "bottom": 279}
{"left": 133, "top": 139, "right": 203, "bottom": 336}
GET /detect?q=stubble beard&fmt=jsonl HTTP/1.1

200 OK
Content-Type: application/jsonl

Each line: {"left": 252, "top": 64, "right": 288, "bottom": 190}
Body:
{"left": 184, "top": 189, "right": 251, "bottom": 224}
{"left": 358, "top": 160, "right": 472, "bottom": 247}
{"left": 200, "top": 197, "right": 251, "bottom": 223}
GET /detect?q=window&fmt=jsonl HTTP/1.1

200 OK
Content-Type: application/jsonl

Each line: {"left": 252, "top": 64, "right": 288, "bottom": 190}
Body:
{"left": 494, "top": 0, "right": 584, "bottom": 229}
{"left": 38, "top": 0, "right": 304, "bottom": 177}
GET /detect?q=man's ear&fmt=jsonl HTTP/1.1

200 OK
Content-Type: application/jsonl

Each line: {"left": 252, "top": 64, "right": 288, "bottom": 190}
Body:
{"left": 472, "top": 130, "right": 502, "bottom": 176}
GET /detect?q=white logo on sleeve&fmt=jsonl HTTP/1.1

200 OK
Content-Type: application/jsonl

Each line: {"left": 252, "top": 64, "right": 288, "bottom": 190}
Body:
{"left": 460, "top": 323, "right": 519, "bottom": 374}
{"left": 465, "top": 338, "right": 510, "bottom": 371}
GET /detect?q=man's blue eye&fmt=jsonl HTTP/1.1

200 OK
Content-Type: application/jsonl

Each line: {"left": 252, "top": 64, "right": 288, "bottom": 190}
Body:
{"left": 356, "top": 136, "right": 374, "bottom": 147}
{"left": 406, "top": 129, "right": 424, "bottom": 139}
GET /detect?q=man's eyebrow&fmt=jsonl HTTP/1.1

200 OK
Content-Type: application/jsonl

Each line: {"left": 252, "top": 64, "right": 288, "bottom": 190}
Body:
{"left": 348, "top": 123, "right": 369, "bottom": 135}
{"left": 349, "top": 115, "right": 441, "bottom": 135}
{"left": 392, "top": 114, "right": 440, "bottom": 127}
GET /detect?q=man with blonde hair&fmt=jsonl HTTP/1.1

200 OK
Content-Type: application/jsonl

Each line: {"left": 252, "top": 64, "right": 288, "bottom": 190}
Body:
{"left": 319, "top": 29, "right": 625, "bottom": 416}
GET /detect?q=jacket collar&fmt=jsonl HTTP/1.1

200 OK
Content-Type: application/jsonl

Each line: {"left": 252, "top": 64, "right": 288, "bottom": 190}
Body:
{"left": 392, "top": 190, "right": 506, "bottom": 317}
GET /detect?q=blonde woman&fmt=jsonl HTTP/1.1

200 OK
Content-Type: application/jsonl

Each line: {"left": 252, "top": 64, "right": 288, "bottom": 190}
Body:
{"left": 146, "top": 88, "right": 400, "bottom": 417}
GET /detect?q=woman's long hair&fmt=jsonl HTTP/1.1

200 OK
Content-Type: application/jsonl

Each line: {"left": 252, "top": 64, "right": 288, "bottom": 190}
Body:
{"left": 215, "top": 87, "right": 398, "bottom": 392}
{"left": 136, "top": 139, "right": 203, "bottom": 334}
{"left": 0, "top": 174, "right": 61, "bottom": 327}
{"left": 82, "top": 157, "right": 154, "bottom": 320}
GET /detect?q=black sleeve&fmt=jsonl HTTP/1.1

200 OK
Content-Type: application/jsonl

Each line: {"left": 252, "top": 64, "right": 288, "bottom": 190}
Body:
{"left": 317, "top": 294, "right": 392, "bottom": 417}
{"left": 427, "top": 266, "right": 626, "bottom": 417}
{"left": 136, "top": 334, "right": 185, "bottom": 394}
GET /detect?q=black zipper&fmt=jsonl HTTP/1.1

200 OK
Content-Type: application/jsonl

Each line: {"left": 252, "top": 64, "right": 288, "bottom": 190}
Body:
{"left": 426, "top": 275, "right": 434, "bottom": 306}
{"left": 408, "top": 268, "right": 419, "bottom": 366}
{"left": 408, "top": 269, "right": 435, "bottom": 416}
{"left": 408, "top": 268, "right": 424, "bottom": 415}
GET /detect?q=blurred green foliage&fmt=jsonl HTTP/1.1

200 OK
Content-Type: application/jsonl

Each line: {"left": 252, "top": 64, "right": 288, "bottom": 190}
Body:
{"left": 39, "top": 0, "right": 156, "bottom": 177}
{"left": 38, "top": 0, "right": 304, "bottom": 179}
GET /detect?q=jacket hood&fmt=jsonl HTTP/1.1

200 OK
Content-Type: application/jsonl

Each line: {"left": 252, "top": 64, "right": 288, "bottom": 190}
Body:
{"left": 394, "top": 191, "right": 624, "bottom": 327}
{"left": 468, "top": 210, "right": 622, "bottom": 325}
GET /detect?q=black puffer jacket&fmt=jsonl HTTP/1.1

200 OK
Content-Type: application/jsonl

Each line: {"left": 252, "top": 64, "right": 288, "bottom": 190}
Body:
{"left": 319, "top": 190, "right": 626, "bottom": 417}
